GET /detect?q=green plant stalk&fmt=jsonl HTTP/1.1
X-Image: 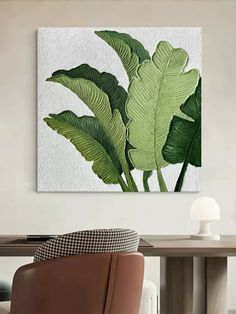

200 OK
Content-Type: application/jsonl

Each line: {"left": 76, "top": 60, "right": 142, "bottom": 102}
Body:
{"left": 118, "top": 175, "right": 131, "bottom": 192}
{"left": 143, "top": 178, "right": 150, "bottom": 192}
{"left": 174, "top": 126, "right": 200, "bottom": 192}
{"left": 157, "top": 168, "right": 168, "bottom": 192}
{"left": 174, "top": 159, "right": 188, "bottom": 192}
{"left": 123, "top": 167, "right": 138, "bottom": 192}
{"left": 143, "top": 171, "right": 152, "bottom": 192}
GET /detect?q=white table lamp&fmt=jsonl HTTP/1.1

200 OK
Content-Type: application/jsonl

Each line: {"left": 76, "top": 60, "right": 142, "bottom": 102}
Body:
{"left": 191, "top": 197, "right": 220, "bottom": 240}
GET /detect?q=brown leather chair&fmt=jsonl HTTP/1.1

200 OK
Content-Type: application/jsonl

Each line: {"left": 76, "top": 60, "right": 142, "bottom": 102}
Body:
{"left": 9, "top": 253, "right": 144, "bottom": 314}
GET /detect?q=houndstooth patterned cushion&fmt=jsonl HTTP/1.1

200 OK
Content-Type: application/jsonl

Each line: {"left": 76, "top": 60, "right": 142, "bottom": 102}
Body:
{"left": 34, "top": 229, "right": 139, "bottom": 262}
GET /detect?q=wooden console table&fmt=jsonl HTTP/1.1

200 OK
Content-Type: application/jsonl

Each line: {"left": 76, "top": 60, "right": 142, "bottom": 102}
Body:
{"left": 1, "top": 234, "right": 236, "bottom": 314}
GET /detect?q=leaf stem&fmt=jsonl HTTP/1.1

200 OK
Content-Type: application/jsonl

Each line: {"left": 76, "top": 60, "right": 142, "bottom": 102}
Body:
{"left": 174, "top": 160, "right": 189, "bottom": 192}
{"left": 174, "top": 125, "right": 200, "bottom": 192}
{"left": 118, "top": 175, "right": 131, "bottom": 192}
{"left": 157, "top": 168, "right": 168, "bottom": 192}
{"left": 143, "top": 177, "right": 150, "bottom": 192}
{"left": 124, "top": 169, "right": 138, "bottom": 192}
{"left": 143, "top": 171, "right": 152, "bottom": 192}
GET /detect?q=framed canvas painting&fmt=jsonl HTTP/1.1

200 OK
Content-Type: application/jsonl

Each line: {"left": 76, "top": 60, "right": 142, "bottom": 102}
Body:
{"left": 37, "top": 27, "right": 202, "bottom": 192}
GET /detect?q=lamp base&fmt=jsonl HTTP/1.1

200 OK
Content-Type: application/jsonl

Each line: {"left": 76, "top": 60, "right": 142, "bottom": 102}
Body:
{"left": 190, "top": 234, "right": 220, "bottom": 240}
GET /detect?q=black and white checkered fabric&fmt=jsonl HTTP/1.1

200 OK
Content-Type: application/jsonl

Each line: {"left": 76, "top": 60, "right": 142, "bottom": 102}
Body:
{"left": 34, "top": 229, "right": 139, "bottom": 263}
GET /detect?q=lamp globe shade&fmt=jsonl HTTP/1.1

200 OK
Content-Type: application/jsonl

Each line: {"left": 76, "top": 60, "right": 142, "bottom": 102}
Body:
{"left": 191, "top": 197, "right": 220, "bottom": 221}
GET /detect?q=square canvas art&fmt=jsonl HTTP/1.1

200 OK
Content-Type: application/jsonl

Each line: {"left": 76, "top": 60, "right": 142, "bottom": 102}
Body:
{"left": 37, "top": 27, "right": 202, "bottom": 192}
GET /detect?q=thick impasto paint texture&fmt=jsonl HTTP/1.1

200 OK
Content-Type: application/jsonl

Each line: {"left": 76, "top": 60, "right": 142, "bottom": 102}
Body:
{"left": 39, "top": 28, "right": 201, "bottom": 192}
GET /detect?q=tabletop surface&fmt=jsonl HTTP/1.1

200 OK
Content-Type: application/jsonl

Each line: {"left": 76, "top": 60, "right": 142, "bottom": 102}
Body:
{"left": 139, "top": 235, "right": 236, "bottom": 256}
{"left": 1, "top": 235, "right": 236, "bottom": 257}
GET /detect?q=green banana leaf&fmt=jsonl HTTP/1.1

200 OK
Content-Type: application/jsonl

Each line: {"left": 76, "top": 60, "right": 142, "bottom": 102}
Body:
{"left": 52, "top": 64, "right": 128, "bottom": 124}
{"left": 47, "top": 72, "right": 137, "bottom": 191}
{"left": 95, "top": 30, "right": 150, "bottom": 81}
{"left": 44, "top": 111, "right": 129, "bottom": 191}
{"left": 50, "top": 64, "right": 133, "bottom": 171}
{"left": 47, "top": 74, "right": 126, "bottom": 158}
{"left": 126, "top": 41, "right": 200, "bottom": 191}
{"left": 94, "top": 32, "right": 152, "bottom": 183}
{"left": 162, "top": 78, "right": 201, "bottom": 191}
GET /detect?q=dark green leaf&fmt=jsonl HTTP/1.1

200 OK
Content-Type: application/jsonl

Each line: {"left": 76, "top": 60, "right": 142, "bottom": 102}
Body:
{"left": 163, "top": 78, "right": 201, "bottom": 167}
{"left": 52, "top": 64, "right": 128, "bottom": 124}
{"left": 163, "top": 116, "right": 201, "bottom": 167}
{"left": 162, "top": 78, "right": 201, "bottom": 191}
{"left": 49, "top": 64, "right": 134, "bottom": 171}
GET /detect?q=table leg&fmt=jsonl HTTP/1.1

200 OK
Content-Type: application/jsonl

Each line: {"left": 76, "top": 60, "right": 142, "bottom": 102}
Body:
{"left": 160, "top": 256, "right": 228, "bottom": 314}
{"left": 160, "top": 257, "right": 193, "bottom": 314}
{"left": 206, "top": 257, "right": 227, "bottom": 314}
{"left": 193, "top": 257, "right": 206, "bottom": 314}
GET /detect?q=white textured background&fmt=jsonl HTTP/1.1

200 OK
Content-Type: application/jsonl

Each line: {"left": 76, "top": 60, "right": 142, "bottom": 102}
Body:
{"left": 1, "top": 0, "right": 236, "bottom": 311}
{"left": 37, "top": 27, "right": 201, "bottom": 192}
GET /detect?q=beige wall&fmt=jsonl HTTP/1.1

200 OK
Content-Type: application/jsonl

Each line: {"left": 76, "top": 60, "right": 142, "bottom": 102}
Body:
{"left": 1, "top": 0, "right": 236, "bottom": 309}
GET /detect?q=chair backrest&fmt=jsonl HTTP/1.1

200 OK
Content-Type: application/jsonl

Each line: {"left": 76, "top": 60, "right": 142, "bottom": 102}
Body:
{"left": 10, "top": 253, "right": 144, "bottom": 314}
{"left": 34, "top": 229, "right": 139, "bottom": 262}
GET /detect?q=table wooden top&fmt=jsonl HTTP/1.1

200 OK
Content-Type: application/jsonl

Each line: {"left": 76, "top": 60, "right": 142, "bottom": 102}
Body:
{"left": 0, "top": 235, "right": 40, "bottom": 256}
{"left": 1, "top": 235, "right": 236, "bottom": 257}
{"left": 140, "top": 235, "right": 236, "bottom": 257}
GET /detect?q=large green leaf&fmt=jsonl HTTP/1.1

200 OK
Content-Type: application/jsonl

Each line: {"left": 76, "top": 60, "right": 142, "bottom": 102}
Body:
{"left": 50, "top": 64, "right": 133, "bottom": 171}
{"left": 47, "top": 75, "right": 126, "bottom": 158}
{"left": 163, "top": 117, "right": 201, "bottom": 166}
{"left": 52, "top": 64, "right": 128, "bottom": 124}
{"left": 162, "top": 78, "right": 201, "bottom": 191}
{"left": 44, "top": 111, "right": 129, "bottom": 191}
{"left": 47, "top": 74, "right": 137, "bottom": 190}
{"left": 126, "top": 41, "right": 200, "bottom": 176}
{"left": 95, "top": 30, "right": 150, "bottom": 80}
